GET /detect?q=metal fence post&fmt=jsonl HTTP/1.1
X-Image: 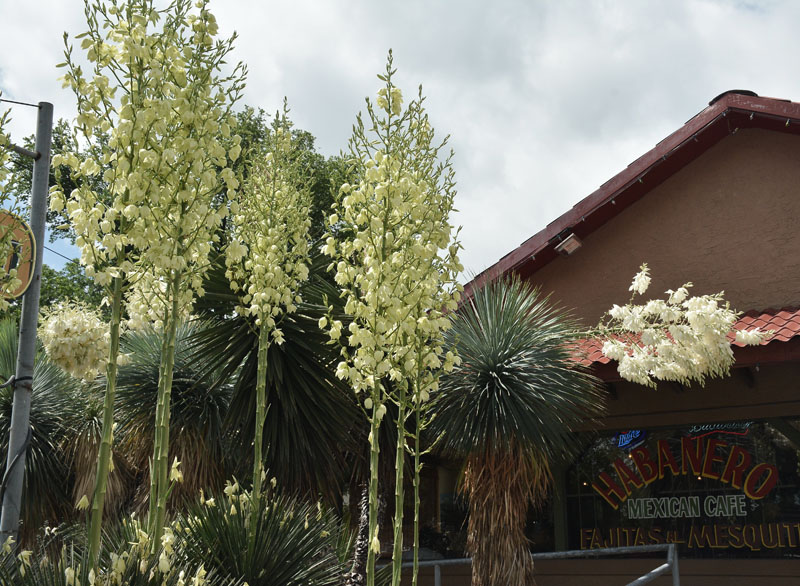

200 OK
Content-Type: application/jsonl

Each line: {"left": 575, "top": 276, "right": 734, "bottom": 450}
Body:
{"left": 670, "top": 544, "right": 680, "bottom": 586}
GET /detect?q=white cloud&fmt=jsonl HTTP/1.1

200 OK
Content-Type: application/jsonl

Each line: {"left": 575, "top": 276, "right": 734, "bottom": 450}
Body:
{"left": 3, "top": 0, "right": 800, "bottom": 274}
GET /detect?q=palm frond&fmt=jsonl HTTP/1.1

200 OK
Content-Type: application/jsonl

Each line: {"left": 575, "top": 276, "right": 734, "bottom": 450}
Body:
{"left": 0, "top": 319, "right": 81, "bottom": 543}
{"left": 431, "top": 277, "right": 603, "bottom": 461}
{"left": 65, "top": 386, "right": 133, "bottom": 521}
{"left": 190, "top": 250, "right": 360, "bottom": 502}
{"left": 180, "top": 491, "right": 346, "bottom": 586}
{"left": 0, "top": 518, "right": 239, "bottom": 586}
{"left": 115, "top": 322, "right": 233, "bottom": 509}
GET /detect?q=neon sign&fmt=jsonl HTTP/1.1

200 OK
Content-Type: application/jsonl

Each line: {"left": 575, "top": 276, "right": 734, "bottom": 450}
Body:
{"left": 615, "top": 430, "right": 646, "bottom": 450}
{"left": 688, "top": 421, "right": 753, "bottom": 440}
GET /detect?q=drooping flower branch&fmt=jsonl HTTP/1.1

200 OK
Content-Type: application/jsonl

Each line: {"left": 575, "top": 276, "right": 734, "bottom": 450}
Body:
{"left": 322, "top": 52, "right": 462, "bottom": 586}
{"left": 595, "top": 263, "right": 771, "bottom": 388}
{"left": 39, "top": 302, "right": 109, "bottom": 381}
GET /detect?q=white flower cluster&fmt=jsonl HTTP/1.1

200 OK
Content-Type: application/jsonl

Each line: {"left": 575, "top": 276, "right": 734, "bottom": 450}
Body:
{"left": 322, "top": 79, "right": 463, "bottom": 406}
{"left": 600, "top": 264, "right": 771, "bottom": 388}
{"left": 52, "top": 2, "right": 245, "bottom": 311}
{"left": 124, "top": 272, "right": 193, "bottom": 331}
{"left": 39, "top": 302, "right": 109, "bottom": 381}
{"left": 226, "top": 114, "right": 311, "bottom": 344}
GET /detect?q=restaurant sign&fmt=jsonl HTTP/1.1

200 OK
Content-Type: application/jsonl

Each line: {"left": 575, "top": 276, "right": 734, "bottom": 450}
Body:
{"left": 569, "top": 422, "right": 799, "bottom": 558}
{"left": 591, "top": 436, "right": 777, "bottom": 509}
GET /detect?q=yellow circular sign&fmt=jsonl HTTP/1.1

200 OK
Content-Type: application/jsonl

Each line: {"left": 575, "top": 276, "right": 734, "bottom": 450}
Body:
{"left": 0, "top": 210, "right": 36, "bottom": 300}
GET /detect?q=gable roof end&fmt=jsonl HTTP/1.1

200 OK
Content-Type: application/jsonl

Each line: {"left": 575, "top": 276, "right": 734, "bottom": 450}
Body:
{"left": 467, "top": 91, "right": 800, "bottom": 295}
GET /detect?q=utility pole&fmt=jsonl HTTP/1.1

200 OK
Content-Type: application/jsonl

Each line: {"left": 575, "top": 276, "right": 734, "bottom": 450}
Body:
{"left": 0, "top": 102, "right": 53, "bottom": 544}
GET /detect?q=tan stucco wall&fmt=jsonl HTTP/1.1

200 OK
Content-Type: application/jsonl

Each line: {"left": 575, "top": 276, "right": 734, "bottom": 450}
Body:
{"left": 529, "top": 128, "right": 800, "bottom": 326}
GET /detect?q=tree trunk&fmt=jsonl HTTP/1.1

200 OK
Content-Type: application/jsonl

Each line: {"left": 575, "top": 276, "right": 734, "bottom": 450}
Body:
{"left": 346, "top": 483, "right": 370, "bottom": 586}
{"left": 348, "top": 479, "right": 388, "bottom": 586}
{"left": 464, "top": 448, "right": 549, "bottom": 586}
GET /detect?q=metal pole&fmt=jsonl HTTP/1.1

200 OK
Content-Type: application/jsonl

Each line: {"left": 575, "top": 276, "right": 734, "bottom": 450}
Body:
{"left": 670, "top": 544, "right": 680, "bottom": 586}
{"left": 0, "top": 101, "right": 53, "bottom": 544}
{"left": 434, "top": 564, "right": 441, "bottom": 586}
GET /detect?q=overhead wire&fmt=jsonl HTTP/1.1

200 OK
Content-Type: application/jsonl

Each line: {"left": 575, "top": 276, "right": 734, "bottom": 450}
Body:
{"left": 0, "top": 98, "right": 39, "bottom": 108}
{"left": 43, "top": 245, "right": 76, "bottom": 263}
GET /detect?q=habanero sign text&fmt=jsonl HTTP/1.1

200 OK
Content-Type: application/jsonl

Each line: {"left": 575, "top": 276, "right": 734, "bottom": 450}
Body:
{"left": 591, "top": 436, "right": 776, "bottom": 509}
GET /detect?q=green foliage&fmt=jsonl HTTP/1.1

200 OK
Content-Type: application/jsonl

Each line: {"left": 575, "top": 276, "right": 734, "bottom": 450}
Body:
{"left": 228, "top": 106, "right": 353, "bottom": 240}
{"left": 4, "top": 260, "right": 104, "bottom": 324}
{"left": 0, "top": 518, "right": 237, "bottom": 586}
{"left": 40, "top": 260, "right": 106, "bottom": 314}
{"left": 191, "top": 251, "right": 360, "bottom": 502}
{"left": 431, "top": 277, "right": 603, "bottom": 461}
{"left": 180, "top": 490, "right": 345, "bottom": 586}
{"left": 6, "top": 119, "right": 107, "bottom": 244}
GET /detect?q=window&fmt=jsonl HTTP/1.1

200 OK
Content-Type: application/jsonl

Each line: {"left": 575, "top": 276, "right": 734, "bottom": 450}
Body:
{"left": 567, "top": 420, "right": 800, "bottom": 558}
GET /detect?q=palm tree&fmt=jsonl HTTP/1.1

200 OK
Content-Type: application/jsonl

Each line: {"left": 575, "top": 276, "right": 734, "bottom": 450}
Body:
{"left": 429, "top": 277, "right": 603, "bottom": 586}
{"left": 65, "top": 387, "right": 133, "bottom": 524}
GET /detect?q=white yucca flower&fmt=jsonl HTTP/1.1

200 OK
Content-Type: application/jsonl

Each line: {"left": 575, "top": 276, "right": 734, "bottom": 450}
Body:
{"left": 628, "top": 263, "right": 651, "bottom": 295}
{"left": 735, "top": 328, "right": 766, "bottom": 346}
{"left": 39, "top": 302, "right": 109, "bottom": 381}
{"left": 599, "top": 265, "right": 771, "bottom": 388}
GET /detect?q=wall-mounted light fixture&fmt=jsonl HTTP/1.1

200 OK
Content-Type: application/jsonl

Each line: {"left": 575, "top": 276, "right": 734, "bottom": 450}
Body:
{"left": 554, "top": 232, "right": 582, "bottom": 256}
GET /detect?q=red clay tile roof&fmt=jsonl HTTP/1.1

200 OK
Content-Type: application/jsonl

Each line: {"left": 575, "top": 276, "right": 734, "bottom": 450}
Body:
{"left": 575, "top": 307, "right": 800, "bottom": 367}
{"left": 734, "top": 307, "right": 800, "bottom": 344}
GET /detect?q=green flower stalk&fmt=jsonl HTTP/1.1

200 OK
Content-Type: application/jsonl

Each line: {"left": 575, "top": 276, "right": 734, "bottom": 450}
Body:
{"left": 322, "top": 52, "right": 462, "bottom": 585}
{"left": 225, "top": 104, "right": 312, "bottom": 552}
{"left": 56, "top": 0, "right": 245, "bottom": 561}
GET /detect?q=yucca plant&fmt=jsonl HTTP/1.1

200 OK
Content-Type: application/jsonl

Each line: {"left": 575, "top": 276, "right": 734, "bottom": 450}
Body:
{"left": 191, "top": 250, "right": 360, "bottom": 503}
{"left": 430, "top": 278, "right": 603, "bottom": 586}
{"left": 114, "top": 322, "right": 233, "bottom": 510}
{"left": 0, "top": 319, "right": 79, "bottom": 545}
{"left": 0, "top": 517, "right": 237, "bottom": 586}
{"left": 180, "top": 486, "right": 347, "bottom": 586}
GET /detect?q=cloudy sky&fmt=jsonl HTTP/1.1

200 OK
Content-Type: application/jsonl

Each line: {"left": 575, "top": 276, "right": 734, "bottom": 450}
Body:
{"left": 2, "top": 0, "right": 800, "bottom": 274}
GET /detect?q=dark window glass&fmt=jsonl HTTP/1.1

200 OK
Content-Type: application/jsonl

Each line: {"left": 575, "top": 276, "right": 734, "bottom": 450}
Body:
{"left": 566, "top": 421, "right": 800, "bottom": 558}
